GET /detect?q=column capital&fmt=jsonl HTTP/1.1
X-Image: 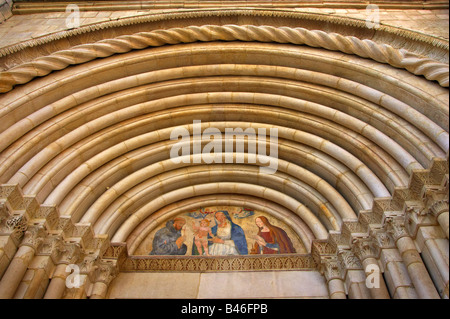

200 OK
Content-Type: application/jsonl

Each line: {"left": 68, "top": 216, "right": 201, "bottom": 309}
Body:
{"left": 321, "top": 256, "right": 344, "bottom": 281}
{"left": 20, "top": 224, "right": 46, "bottom": 251}
{"left": 371, "top": 229, "right": 395, "bottom": 250}
{"left": 430, "top": 199, "right": 449, "bottom": 217}
{"left": 351, "top": 236, "right": 377, "bottom": 261}
{"left": 338, "top": 249, "right": 363, "bottom": 271}
{"left": 94, "top": 259, "right": 118, "bottom": 286}
{"left": 54, "top": 241, "right": 82, "bottom": 265}
{"left": 385, "top": 217, "right": 410, "bottom": 242}
{"left": 0, "top": 213, "right": 28, "bottom": 244}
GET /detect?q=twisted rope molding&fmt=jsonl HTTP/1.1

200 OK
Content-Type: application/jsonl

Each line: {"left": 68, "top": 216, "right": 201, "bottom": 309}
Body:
{"left": 0, "top": 24, "right": 448, "bottom": 93}
{"left": 1, "top": 8, "right": 448, "bottom": 58}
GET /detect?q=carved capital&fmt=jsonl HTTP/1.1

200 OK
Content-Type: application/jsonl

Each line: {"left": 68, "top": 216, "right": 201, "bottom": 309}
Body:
{"left": 78, "top": 254, "right": 100, "bottom": 282}
{"left": 386, "top": 217, "right": 410, "bottom": 241}
{"left": 0, "top": 213, "right": 28, "bottom": 243}
{"left": 94, "top": 260, "right": 118, "bottom": 285}
{"left": 351, "top": 237, "right": 377, "bottom": 261}
{"left": 55, "top": 241, "right": 82, "bottom": 265}
{"left": 371, "top": 230, "right": 395, "bottom": 250}
{"left": 321, "top": 256, "right": 344, "bottom": 281}
{"left": 21, "top": 225, "right": 46, "bottom": 250}
{"left": 338, "top": 249, "right": 363, "bottom": 270}
{"left": 430, "top": 199, "right": 449, "bottom": 217}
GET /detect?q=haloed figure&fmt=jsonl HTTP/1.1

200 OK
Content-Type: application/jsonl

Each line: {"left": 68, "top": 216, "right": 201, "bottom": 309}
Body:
{"left": 251, "top": 216, "right": 296, "bottom": 254}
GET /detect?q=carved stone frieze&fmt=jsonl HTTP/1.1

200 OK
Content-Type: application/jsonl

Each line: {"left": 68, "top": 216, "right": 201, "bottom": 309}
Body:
{"left": 122, "top": 255, "right": 316, "bottom": 272}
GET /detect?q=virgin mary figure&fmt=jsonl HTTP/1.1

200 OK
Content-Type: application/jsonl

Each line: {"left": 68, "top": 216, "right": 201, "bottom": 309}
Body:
{"left": 192, "top": 210, "right": 248, "bottom": 255}
{"left": 250, "top": 216, "right": 296, "bottom": 254}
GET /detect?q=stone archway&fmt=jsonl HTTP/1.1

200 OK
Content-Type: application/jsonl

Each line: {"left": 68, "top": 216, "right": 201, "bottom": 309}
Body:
{"left": 0, "top": 6, "right": 448, "bottom": 299}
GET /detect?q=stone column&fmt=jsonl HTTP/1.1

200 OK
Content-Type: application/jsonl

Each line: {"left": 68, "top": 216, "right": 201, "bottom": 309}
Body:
{"left": 352, "top": 237, "right": 390, "bottom": 299}
{"left": 44, "top": 242, "right": 81, "bottom": 299}
{"left": 0, "top": 225, "right": 45, "bottom": 299}
{"left": 373, "top": 230, "right": 418, "bottom": 299}
{"left": 0, "top": 211, "right": 28, "bottom": 278}
{"left": 431, "top": 200, "right": 449, "bottom": 240}
{"left": 322, "top": 256, "right": 346, "bottom": 299}
{"left": 387, "top": 218, "right": 440, "bottom": 299}
{"left": 417, "top": 226, "right": 449, "bottom": 299}
{"left": 90, "top": 259, "right": 118, "bottom": 299}
{"left": 338, "top": 250, "right": 371, "bottom": 299}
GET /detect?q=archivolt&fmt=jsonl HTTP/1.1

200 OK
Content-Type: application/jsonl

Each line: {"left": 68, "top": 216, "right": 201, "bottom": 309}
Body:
{"left": 0, "top": 27, "right": 448, "bottom": 253}
{"left": 0, "top": 24, "right": 448, "bottom": 93}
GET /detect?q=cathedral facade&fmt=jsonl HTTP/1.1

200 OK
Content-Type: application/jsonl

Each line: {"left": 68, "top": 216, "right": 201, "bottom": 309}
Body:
{"left": 0, "top": 0, "right": 448, "bottom": 299}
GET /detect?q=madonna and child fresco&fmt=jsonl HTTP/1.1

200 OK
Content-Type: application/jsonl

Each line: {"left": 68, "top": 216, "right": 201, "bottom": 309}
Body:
{"left": 142, "top": 207, "right": 301, "bottom": 256}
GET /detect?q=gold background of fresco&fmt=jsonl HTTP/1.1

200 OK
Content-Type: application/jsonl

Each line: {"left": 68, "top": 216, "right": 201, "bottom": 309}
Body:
{"left": 135, "top": 206, "right": 306, "bottom": 255}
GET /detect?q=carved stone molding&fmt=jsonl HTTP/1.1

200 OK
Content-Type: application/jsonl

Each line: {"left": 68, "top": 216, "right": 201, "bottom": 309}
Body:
{"left": 121, "top": 254, "right": 316, "bottom": 272}
{"left": 0, "top": 24, "right": 448, "bottom": 93}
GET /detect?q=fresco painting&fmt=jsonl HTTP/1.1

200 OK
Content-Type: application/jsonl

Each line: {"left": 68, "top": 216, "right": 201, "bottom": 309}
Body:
{"left": 136, "top": 206, "right": 303, "bottom": 256}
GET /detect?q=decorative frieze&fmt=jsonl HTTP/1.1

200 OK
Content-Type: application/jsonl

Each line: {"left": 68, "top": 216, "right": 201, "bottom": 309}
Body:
{"left": 121, "top": 254, "right": 317, "bottom": 272}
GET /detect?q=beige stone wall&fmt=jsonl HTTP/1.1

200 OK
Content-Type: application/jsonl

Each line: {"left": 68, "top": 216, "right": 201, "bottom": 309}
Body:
{"left": 0, "top": 0, "right": 13, "bottom": 24}
{"left": 107, "top": 270, "right": 329, "bottom": 299}
{"left": 0, "top": 7, "right": 448, "bottom": 50}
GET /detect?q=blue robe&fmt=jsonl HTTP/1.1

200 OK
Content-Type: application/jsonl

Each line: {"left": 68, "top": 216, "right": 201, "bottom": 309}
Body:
{"left": 192, "top": 211, "right": 248, "bottom": 255}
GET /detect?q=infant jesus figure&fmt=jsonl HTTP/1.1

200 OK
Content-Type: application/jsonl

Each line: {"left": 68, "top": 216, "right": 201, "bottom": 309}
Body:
{"left": 192, "top": 219, "right": 214, "bottom": 256}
